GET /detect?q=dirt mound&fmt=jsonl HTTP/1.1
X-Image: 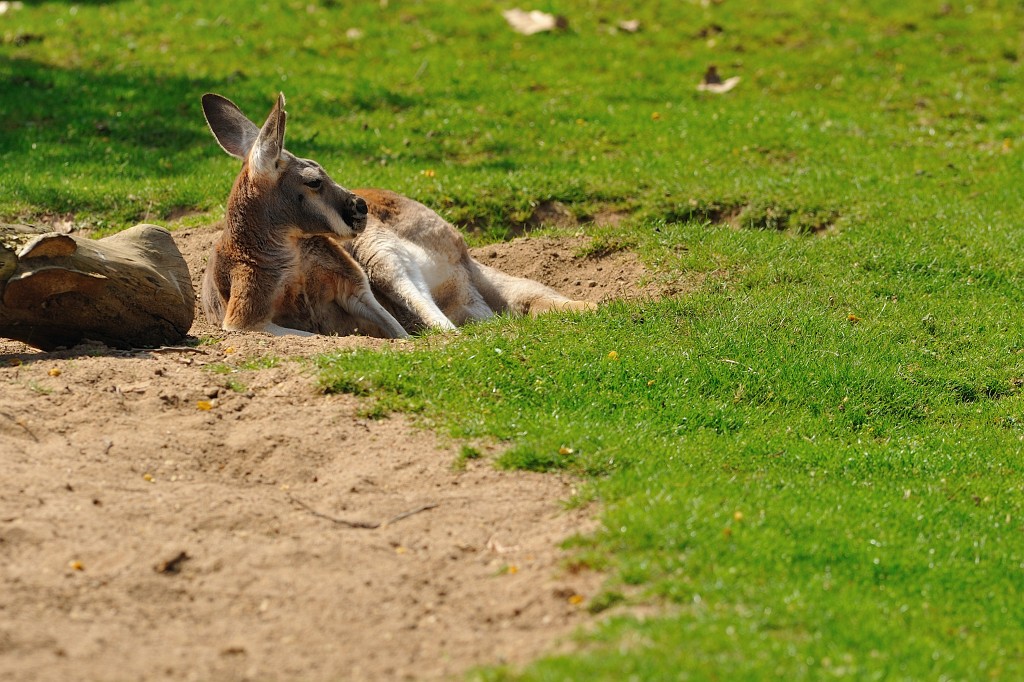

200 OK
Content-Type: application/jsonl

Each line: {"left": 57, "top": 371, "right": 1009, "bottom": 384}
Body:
{"left": 0, "top": 224, "right": 665, "bottom": 681}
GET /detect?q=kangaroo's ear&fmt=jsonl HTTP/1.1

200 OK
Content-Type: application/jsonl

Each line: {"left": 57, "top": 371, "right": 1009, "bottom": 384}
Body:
{"left": 202, "top": 93, "right": 260, "bottom": 160}
{"left": 248, "top": 93, "right": 287, "bottom": 178}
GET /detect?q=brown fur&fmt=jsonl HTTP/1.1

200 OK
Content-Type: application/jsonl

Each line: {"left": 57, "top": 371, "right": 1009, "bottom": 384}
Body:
{"left": 199, "top": 93, "right": 408, "bottom": 339}
{"left": 354, "top": 189, "right": 402, "bottom": 224}
{"left": 200, "top": 92, "right": 596, "bottom": 339}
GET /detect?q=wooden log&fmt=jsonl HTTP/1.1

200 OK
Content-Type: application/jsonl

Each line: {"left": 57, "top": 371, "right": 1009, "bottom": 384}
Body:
{"left": 1, "top": 224, "right": 45, "bottom": 282}
{"left": 0, "top": 223, "right": 195, "bottom": 350}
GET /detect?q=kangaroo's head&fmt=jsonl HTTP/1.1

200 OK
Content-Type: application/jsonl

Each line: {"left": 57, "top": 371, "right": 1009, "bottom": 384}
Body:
{"left": 202, "top": 92, "right": 368, "bottom": 239}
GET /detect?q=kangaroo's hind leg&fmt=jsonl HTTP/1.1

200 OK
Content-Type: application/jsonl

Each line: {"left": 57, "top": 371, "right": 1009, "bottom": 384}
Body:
{"left": 302, "top": 237, "right": 409, "bottom": 339}
{"left": 468, "top": 259, "right": 597, "bottom": 316}
{"left": 434, "top": 258, "right": 494, "bottom": 326}
{"left": 355, "top": 249, "right": 458, "bottom": 333}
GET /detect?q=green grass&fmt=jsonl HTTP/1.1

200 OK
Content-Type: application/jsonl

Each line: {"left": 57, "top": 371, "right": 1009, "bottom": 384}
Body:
{"left": 453, "top": 445, "right": 486, "bottom": 471}
{"left": 6, "top": 0, "right": 1024, "bottom": 678}
{"left": 319, "top": 288, "right": 1024, "bottom": 678}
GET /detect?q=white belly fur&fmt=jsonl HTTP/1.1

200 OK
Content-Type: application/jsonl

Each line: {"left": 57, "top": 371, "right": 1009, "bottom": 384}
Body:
{"left": 402, "top": 240, "right": 453, "bottom": 291}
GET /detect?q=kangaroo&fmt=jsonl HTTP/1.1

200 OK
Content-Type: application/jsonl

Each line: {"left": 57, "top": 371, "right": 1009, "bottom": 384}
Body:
{"left": 201, "top": 93, "right": 408, "bottom": 338}
{"left": 201, "top": 92, "right": 596, "bottom": 337}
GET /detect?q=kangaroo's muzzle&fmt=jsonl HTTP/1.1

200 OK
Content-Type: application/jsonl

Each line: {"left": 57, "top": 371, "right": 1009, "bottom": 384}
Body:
{"left": 342, "top": 196, "right": 369, "bottom": 233}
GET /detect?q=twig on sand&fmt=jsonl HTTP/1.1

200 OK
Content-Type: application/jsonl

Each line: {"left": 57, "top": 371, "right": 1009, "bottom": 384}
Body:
{"left": 146, "top": 346, "right": 208, "bottom": 354}
{"left": 1, "top": 410, "right": 38, "bottom": 442}
{"left": 385, "top": 503, "right": 440, "bottom": 526}
{"left": 288, "top": 495, "right": 438, "bottom": 530}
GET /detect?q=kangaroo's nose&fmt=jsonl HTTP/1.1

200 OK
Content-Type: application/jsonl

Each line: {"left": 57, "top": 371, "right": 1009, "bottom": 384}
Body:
{"left": 355, "top": 197, "right": 368, "bottom": 216}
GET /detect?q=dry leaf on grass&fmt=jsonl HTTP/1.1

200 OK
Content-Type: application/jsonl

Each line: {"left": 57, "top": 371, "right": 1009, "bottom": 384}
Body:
{"left": 617, "top": 19, "right": 641, "bottom": 33}
{"left": 502, "top": 8, "right": 567, "bottom": 35}
{"left": 697, "top": 65, "right": 741, "bottom": 94}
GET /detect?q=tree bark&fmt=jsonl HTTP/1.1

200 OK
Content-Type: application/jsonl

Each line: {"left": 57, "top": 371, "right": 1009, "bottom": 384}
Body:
{"left": 0, "top": 224, "right": 195, "bottom": 351}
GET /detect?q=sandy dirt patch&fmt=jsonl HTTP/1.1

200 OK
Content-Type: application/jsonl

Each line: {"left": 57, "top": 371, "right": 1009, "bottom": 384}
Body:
{"left": 0, "top": 224, "right": 667, "bottom": 681}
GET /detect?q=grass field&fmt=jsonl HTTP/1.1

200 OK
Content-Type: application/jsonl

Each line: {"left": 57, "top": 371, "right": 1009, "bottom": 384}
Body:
{"left": 4, "top": 1, "right": 1024, "bottom": 679}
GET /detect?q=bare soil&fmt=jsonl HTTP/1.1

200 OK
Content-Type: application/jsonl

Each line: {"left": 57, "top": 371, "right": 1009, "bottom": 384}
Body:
{"left": 0, "top": 225, "right": 665, "bottom": 681}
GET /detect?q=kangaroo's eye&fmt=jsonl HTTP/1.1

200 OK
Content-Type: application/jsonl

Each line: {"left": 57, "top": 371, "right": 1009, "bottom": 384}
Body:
{"left": 305, "top": 178, "right": 323, "bottom": 190}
